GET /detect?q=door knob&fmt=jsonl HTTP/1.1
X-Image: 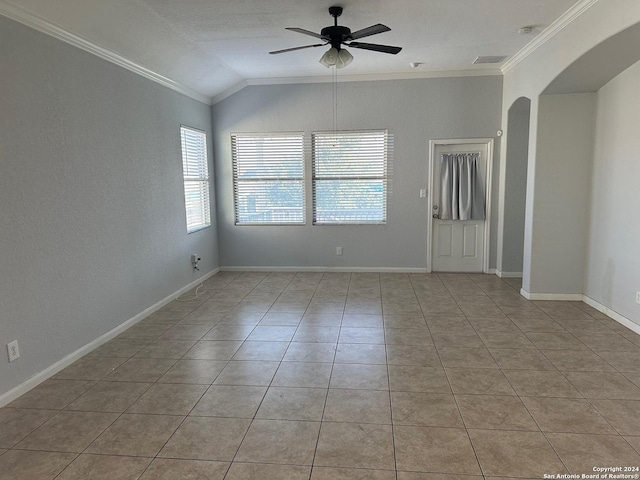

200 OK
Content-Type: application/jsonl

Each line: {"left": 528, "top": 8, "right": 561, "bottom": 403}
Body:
{"left": 433, "top": 214, "right": 439, "bottom": 219}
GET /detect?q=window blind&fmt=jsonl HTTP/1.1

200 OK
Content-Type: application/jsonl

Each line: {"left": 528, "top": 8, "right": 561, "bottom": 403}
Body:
{"left": 312, "top": 130, "right": 388, "bottom": 224}
{"left": 231, "top": 133, "right": 305, "bottom": 225}
{"left": 180, "top": 126, "right": 211, "bottom": 233}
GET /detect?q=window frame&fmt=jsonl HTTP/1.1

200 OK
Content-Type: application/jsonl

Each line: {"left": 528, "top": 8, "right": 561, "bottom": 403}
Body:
{"left": 312, "top": 129, "right": 389, "bottom": 225}
{"left": 180, "top": 125, "right": 211, "bottom": 234}
{"left": 231, "top": 132, "right": 306, "bottom": 226}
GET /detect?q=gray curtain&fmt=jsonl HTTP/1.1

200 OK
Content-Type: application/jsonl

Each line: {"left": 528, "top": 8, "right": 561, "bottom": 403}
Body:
{"left": 439, "top": 153, "right": 485, "bottom": 220}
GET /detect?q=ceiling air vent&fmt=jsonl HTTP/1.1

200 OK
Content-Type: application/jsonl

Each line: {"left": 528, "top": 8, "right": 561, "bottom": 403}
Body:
{"left": 473, "top": 55, "right": 508, "bottom": 64}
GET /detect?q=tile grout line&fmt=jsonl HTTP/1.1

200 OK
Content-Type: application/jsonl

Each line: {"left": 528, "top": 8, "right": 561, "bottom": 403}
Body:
{"left": 383, "top": 272, "right": 401, "bottom": 480}
{"left": 450, "top": 274, "right": 575, "bottom": 476}
{"left": 308, "top": 271, "right": 348, "bottom": 480}
{"left": 223, "top": 272, "right": 301, "bottom": 476}
{"left": 127, "top": 272, "right": 271, "bottom": 478}
{"left": 133, "top": 273, "right": 250, "bottom": 479}
{"left": 28, "top": 329, "right": 178, "bottom": 479}
{"left": 454, "top": 274, "right": 635, "bottom": 475}
{"left": 429, "top": 272, "right": 486, "bottom": 477}
{"left": 224, "top": 272, "right": 328, "bottom": 478}
{"left": 4, "top": 271, "right": 640, "bottom": 477}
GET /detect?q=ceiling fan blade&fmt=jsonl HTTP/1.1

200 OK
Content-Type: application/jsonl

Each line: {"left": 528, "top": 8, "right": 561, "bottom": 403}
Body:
{"left": 285, "top": 27, "right": 324, "bottom": 39}
{"left": 269, "top": 43, "right": 326, "bottom": 54}
{"left": 349, "top": 24, "right": 391, "bottom": 40}
{"left": 347, "top": 42, "right": 402, "bottom": 54}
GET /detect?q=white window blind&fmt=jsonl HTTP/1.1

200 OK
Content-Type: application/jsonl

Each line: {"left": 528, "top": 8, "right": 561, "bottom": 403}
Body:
{"left": 312, "top": 130, "right": 388, "bottom": 224}
{"left": 232, "top": 133, "right": 305, "bottom": 225}
{"left": 180, "top": 126, "right": 211, "bottom": 233}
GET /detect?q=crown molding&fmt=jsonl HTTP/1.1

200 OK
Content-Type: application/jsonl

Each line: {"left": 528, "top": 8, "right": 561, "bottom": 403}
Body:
{"left": 501, "top": 0, "right": 599, "bottom": 73}
{"left": 212, "top": 68, "right": 502, "bottom": 104}
{"left": 8, "top": 0, "right": 591, "bottom": 105}
{"left": 248, "top": 68, "right": 502, "bottom": 85}
{"left": 0, "top": 1, "right": 212, "bottom": 105}
{"left": 2, "top": 1, "right": 503, "bottom": 107}
{"left": 211, "top": 79, "right": 250, "bottom": 105}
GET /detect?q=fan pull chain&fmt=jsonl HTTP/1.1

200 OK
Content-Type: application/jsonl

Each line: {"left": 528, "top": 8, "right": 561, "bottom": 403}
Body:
{"left": 332, "top": 65, "right": 338, "bottom": 145}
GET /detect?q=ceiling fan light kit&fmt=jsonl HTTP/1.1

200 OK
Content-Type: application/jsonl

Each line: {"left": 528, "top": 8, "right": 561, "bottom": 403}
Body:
{"left": 320, "top": 47, "right": 353, "bottom": 68}
{"left": 270, "top": 6, "right": 402, "bottom": 68}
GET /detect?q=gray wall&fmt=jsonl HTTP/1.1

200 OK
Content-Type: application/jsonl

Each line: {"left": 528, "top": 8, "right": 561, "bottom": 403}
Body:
{"left": 500, "top": 0, "right": 640, "bottom": 301}
{"left": 212, "top": 77, "right": 503, "bottom": 269}
{"left": 529, "top": 93, "right": 595, "bottom": 295}
{"left": 0, "top": 16, "right": 217, "bottom": 397}
{"left": 585, "top": 60, "right": 640, "bottom": 326}
{"left": 502, "top": 98, "right": 530, "bottom": 274}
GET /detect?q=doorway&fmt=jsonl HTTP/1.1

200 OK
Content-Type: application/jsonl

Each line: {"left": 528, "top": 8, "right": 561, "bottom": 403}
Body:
{"left": 500, "top": 97, "right": 531, "bottom": 278}
{"left": 428, "top": 139, "right": 494, "bottom": 273}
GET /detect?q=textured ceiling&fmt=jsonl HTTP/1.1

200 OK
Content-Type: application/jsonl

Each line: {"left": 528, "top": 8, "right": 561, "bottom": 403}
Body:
{"left": 2, "top": 0, "right": 581, "bottom": 101}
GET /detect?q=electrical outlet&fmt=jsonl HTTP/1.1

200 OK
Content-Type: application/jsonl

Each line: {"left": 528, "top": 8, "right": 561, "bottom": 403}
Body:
{"left": 336, "top": 247, "right": 343, "bottom": 256}
{"left": 636, "top": 291, "right": 640, "bottom": 305}
{"left": 191, "top": 254, "right": 201, "bottom": 269}
{"left": 7, "top": 340, "right": 20, "bottom": 362}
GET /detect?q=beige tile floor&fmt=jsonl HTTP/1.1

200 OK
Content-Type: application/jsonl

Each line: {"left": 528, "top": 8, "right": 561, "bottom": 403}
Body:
{"left": 2, "top": 272, "right": 640, "bottom": 479}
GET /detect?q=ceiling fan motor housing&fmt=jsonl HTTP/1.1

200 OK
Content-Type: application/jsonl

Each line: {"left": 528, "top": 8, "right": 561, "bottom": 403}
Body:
{"left": 321, "top": 25, "right": 352, "bottom": 49}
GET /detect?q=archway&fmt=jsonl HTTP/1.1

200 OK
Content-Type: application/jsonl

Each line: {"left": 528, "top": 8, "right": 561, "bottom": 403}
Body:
{"left": 520, "top": 20, "right": 640, "bottom": 301}
{"left": 500, "top": 97, "right": 531, "bottom": 278}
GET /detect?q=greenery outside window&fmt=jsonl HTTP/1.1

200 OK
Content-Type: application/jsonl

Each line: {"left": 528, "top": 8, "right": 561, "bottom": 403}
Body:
{"left": 231, "top": 133, "right": 305, "bottom": 225}
{"left": 312, "top": 130, "right": 388, "bottom": 224}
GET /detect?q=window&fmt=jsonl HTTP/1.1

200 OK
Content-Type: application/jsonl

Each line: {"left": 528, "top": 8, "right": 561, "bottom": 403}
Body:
{"left": 232, "top": 133, "right": 305, "bottom": 225}
{"left": 312, "top": 130, "right": 388, "bottom": 224}
{"left": 180, "top": 126, "right": 211, "bottom": 233}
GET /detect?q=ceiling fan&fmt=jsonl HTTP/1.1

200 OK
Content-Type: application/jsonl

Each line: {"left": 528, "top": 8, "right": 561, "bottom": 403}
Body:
{"left": 269, "top": 6, "right": 402, "bottom": 68}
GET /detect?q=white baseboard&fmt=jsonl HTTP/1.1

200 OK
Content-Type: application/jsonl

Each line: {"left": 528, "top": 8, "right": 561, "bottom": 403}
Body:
{"left": 0, "top": 268, "right": 219, "bottom": 408}
{"left": 519, "top": 289, "right": 583, "bottom": 301}
{"left": 496, "top": 270, "right": 523, "bottom": 278}
{"left": 518, "top": 289, "right": 640, "bottom": 335}
{"left": 220, "top": 266, "right": 429, "bottom": 273}
{"left": 583, "top": 296, "right": 640, "bottom": 336}
{"left": 486, "top": 268, "right": 497, "bottom": 275}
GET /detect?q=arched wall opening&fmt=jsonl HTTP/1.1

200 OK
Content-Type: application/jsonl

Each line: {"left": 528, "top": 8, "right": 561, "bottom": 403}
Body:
{"left": 501, "top": 97, "right": 531, "bottom": 277}
{"left": 542, "top": 21, "right": 640, "bottom": 95}
{"left": 527, "top": 92, "right": 595, "bottom": 296}
{"left": 517, "top": 20, "right": 640, "bottom": 326}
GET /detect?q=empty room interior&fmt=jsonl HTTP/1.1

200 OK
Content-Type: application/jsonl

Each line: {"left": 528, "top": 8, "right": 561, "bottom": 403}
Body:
{"left": 2, "top": 0, "right": 640, "bottom": 478}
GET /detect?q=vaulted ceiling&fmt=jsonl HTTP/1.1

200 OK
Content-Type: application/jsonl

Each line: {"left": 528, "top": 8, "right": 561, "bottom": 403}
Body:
{"left": 1, "top": 0, "right": 581, "bottom": 102}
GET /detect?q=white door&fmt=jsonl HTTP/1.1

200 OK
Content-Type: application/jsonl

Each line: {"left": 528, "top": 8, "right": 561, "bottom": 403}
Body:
{"left": 431, "top": 143, "right": 489, "bottom": 273}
